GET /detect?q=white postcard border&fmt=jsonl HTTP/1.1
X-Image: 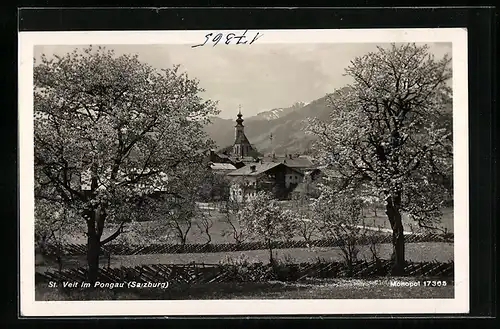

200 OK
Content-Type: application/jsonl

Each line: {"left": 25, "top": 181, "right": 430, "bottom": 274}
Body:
{"left": 19, "top": 28, "right": 469, "bottom": 316}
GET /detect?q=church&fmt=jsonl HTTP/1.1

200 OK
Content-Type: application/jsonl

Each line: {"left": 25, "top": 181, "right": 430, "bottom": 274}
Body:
{"left": 232, "top": 108, "right": 257, "bottom": 158}
{"left": 208, "top": 107, "right": 261, "bottom": 168}
{"left": 207, "top": 107, "right": 317, "bottom": 201}
{"left": 208, "top": 108, "right": 315, "bottom": 171}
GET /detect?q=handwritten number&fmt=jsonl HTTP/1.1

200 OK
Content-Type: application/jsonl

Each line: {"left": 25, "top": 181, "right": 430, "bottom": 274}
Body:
{"left": 250, "top": 32, "right": 263, "bottom": 44}
{"left": 234, "top": 30, "right": 248, "bottom": 45}
{"left": 225, "top": 33, "right": 235, "bottom": 45}
{"left": 191, "top": 33, "right": 212, "bottom": 48}
{"left": 192, "top": 31, "right": 263, "bottom": 47}
{"left": 213, "top": 33, "right": 223, "bottom": 47}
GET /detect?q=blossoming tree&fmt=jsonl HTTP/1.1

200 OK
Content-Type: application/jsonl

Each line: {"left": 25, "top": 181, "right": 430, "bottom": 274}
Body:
{"left": 312, "top": 187, "right": 366, "bottom": 275}
{"left": 307, "top": 43, "right": 453, "bottom": 275}
{"left": 34, "top": 46, "right": 218, "bottom": 282}
{"left": 239, "top": 191, "right": 296, "bottom": 264}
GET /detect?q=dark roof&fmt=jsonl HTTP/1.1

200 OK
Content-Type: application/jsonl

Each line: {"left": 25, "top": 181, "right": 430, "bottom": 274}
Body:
{"left": 216, "top": 153, "right": 230, "bottom": 159}
{"left": 226, "top": 162, "right": 281, "bottom": 176}
{"left": 226, "top": 162, "right": 304, "bottom": 177}
{"left": 261, "top": 155, "right": 315, "bottom": 168}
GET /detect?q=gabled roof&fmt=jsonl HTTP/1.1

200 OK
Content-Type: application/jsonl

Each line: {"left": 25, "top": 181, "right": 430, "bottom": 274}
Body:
{"left": 226, "top": 162, "right": 304, "bottom": 177}
{"left": 210, "top": 163, "right": 237, "bottom": 170}
{"left": 314, "top": 164, "right": 344, "bottom": 178}
{"left": 260, "top": 155, "right": 315, "bottom": 168}
{"left": 226, "top": 162, "right": 282, "bottom": 176}
{"left": 214, "top": 152, "right": 230, "bottom": 159}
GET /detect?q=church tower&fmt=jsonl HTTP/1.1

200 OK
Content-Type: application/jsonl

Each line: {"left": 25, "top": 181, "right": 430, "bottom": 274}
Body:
{"left": 232, "top": 106, "right": 254, "bottom": 158}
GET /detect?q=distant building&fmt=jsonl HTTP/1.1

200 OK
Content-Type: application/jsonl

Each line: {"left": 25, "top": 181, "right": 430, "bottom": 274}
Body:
{"left": 226, "top": 162, "right": 304, "bottom": 202}
{"left": 205, "top": 106, "right": 317, "bottom": 202}
{"left": 209, "top": 162, "right": 237, "bottom": 173}
{"left": 260, "top": 154, "right": 315, "bottom": 172}
{"left": 207, "top": 150, "right": 246, "bottom": 169}
{"left": 312, "top": 164, "right": 344, "bottom": 181}
{"left": 232, "top": 107, "right": 256, "bottom": 158}
{"left": 206, "top": 108, "right": 261, "bottom": 169}
{"left": 208, "top": 150, "right": 232, "bottom": 164}
{"left": 80, "top": 167, "right": 169, "bottom": 193}
{"left": 290, "top": 164, "right": 344, "bottom": 200}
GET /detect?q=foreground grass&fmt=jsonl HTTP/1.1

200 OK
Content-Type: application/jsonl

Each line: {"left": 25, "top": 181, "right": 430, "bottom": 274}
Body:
{"left": 36, "top": 277, "right": 454, "bottom": 301}
{"left": 59, "top": 206, "right": 454, "bottom": 245}
{"left": 110, "top": 242, "right": 453, "bottom": 267}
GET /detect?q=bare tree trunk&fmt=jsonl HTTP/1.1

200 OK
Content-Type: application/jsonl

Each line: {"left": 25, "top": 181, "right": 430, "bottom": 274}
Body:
{"left": 386, "top": 193, "right": 405, "bottom": 276}
{"left": 87, "top": 231, "right": 100, "bottom": 284}
{"left": 267, "top": 239, "right": 274, "bottom": 265}
{"left": 347, "top": 256, "right": 353, "bottom": 277}
{"left": 180, "top": 235, "right": 187, "bottom": 252}
{"left": 57, "top": 252, "right": 63, "bottom": 287}
{"left": 86, "top": 208, "right": 103, "bottom": 285}
{"left": 205, "top": 230, "right": 212, "bottom": 245}
{"left": 86, "top": 169, "right": 102, "bottom": 284}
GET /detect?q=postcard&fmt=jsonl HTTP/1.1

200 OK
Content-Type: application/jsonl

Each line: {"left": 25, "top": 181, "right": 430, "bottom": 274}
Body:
{"left": 19, "top": 28, "right": 469, "bottom": 316}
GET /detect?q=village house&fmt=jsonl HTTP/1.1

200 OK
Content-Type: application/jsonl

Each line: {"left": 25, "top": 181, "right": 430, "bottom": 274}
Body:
{"left": 290, "top": 164, "right": 345, "bottom": 200}
{"left": 207, "top": 150, "right": 248, "bottom": 169}
{"left": 226, "top": 162, "right": 304, "bottom": 202}
{"left": 208, "top": 162, "right": 237, "bottom": 173}
{"left": 260, "top": 154, "right": 315, "bottom": 172}
{"left": 80, "top": 167, "right": 169, "bottom": 192}
{"left": 204, "top": 107, "right": 318, "bottom": 202}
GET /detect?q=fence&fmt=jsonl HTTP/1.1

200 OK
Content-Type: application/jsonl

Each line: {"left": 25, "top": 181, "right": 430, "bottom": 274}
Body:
{"left": 36, "top": 260, "right": 454, "bottom": 284}
{"left": 41, "top": 232, "right": 454, "bottom": 257}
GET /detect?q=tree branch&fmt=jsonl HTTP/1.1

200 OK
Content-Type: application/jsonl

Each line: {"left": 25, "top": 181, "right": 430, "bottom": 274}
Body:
{"left": 42, "top": 168, "right": 84, "bottom": 201}
{"left": 417, "top": 221, "right": 448, "bottom": 234}
{"left": 100, "top": 221, "right": 126, "bottom": 245}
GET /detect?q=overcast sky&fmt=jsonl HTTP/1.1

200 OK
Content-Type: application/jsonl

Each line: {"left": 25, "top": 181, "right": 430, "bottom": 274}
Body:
{"left": 34, "top": 43, "right": 452, "bottom": 119}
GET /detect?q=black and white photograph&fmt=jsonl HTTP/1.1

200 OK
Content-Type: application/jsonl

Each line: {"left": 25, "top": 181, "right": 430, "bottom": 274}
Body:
{"left": 19, "top": 28, "right": 469, "bottom": 316}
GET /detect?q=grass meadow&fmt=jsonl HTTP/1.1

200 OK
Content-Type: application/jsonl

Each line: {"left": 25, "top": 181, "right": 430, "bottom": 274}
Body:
{"left": 35, "top": 204, "right": 454, "bottom": 300}
{"left": 36, "top": 242, "right": 454, "bottom": 272}
{"left": 56, "top": 205, "right": 454, "bottom": 246}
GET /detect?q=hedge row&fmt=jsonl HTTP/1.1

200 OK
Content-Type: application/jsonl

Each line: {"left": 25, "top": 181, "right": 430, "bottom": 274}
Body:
{"left": 41, "top": 232, "right": 453, "bottom": 257}
{"left": 36, "top": 259, "right": 454, "bottom": 284}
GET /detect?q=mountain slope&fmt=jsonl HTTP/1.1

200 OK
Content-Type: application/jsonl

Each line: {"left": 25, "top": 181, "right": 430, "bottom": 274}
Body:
{"left": 203, "top": 97, "right": 331, "bottom": 156}
{"left": 203, "top": 91, "right": 453, "bottom": 157}
{"left": 251, "top": 102, "right": 306, "bottom": 121}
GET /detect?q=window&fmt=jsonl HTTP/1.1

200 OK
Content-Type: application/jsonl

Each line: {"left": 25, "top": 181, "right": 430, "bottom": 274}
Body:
{"left": 295, "top": 176, "right": 298, "bottom": 180}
